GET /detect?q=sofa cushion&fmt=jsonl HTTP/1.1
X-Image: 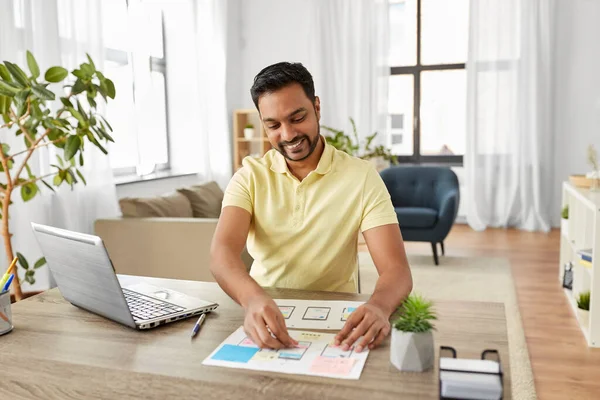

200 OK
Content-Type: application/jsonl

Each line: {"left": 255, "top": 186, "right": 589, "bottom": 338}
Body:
{"left": 119, "top": 192, "right": 193, "bottom": 218}
{"left": 177, "top": 181, "right": 224, "bottom": 218}
{"left": 395, "top": 207, "right": 438, "bottom": 229}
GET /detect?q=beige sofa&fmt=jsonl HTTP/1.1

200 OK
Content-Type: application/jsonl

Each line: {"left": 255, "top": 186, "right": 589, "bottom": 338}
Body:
{"left": 95, "top": 181, "right": 253, "bottom": 282}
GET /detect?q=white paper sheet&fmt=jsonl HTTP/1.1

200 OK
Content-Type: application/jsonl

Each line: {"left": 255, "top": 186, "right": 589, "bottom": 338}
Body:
{"left": 202, "top": 326, "right": 370, "bottom": 380}
{"left": 274, "top": 299, "right": 365, "bottom": 330}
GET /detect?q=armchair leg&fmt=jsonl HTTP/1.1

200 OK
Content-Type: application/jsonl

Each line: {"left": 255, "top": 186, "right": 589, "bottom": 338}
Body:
{"left": 431, "top": 242, "right": 439, "bottom": 265}
{"left": 440, "top": 241, "right": 445, "bottom": 256}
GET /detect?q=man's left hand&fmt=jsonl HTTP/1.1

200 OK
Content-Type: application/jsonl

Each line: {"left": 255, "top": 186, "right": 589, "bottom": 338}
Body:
{"left": 334, "top": 302, "right": 391, "bottom": 353}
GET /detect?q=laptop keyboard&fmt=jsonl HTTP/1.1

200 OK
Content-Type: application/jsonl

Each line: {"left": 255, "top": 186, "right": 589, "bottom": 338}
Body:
{"left": 123, "top": 288, "right": 186, "bottom": 321}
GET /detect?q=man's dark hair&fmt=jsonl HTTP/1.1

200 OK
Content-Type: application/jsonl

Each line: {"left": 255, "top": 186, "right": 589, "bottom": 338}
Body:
{"left": 250, "top": 62, "right": 316, "bottom": 110}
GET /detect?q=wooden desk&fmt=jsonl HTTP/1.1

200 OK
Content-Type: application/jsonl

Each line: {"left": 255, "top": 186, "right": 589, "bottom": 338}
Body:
{"left": 0, "top": 277, "right": 511, "bottom": 399}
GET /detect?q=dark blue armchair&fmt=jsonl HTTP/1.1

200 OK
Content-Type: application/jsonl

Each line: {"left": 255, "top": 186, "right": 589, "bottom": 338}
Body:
{"left": 380, "top": 166, "right": 460, "bottom": 265}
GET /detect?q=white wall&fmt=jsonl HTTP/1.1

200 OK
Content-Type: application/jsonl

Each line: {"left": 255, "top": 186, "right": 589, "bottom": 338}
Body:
{"left": 235, "top": 0, "right": 319, "bottom": 110}
{"left": 552, "top": 0, "right": 600, "bottom": 226}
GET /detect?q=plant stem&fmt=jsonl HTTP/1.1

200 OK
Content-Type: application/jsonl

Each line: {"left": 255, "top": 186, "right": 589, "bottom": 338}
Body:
{"left": 8, "top": 137, "right": 66, "bottom": 160}
{"left": 15, "top": 172, "right": 56, "bottom": 188}
{"left": 10, "top": 105, "right": 35, "bottom": 146}
{"left": 0, "top": 141, "right": 22, "bottom": 301}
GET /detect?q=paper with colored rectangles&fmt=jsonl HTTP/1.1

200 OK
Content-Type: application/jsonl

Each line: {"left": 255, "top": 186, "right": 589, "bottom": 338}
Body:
{"left": 274, "top": 299, "right": 364, "bottom": 330}
{"left": 202, "top": 326, "right": 369, "bottom": 380}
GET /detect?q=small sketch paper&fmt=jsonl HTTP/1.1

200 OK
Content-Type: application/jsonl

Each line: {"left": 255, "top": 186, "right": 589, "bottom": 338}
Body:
{"left": 274, "top": 299, "right": 365, "bottom": 330}
{"left": 203, "top": 326, "right": 369, "bottom": 380}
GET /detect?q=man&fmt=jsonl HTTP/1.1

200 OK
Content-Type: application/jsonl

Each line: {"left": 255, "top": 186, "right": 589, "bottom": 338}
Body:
{"left": 210, "top": 62, "right": 412, "bottom": 353}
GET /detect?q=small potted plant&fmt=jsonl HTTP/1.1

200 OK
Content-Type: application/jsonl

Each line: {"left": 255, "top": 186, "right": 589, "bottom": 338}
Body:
{"left": 390, "top": 293, "right": 437, "bottom": 372}
{"left": 577, "top": 290, "right": 590, "bottom": 330}
{"left": 561, "top": 205, "right": 569, "bottom": 234}
{"left": 243, "top": 123, "right": 255, "bottom": 139}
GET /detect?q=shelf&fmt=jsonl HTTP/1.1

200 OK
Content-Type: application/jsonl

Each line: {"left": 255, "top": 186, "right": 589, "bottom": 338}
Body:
{"left": 560, "top": 180, "right": 599, "bottom": 348}
{"left": 563, "top": 288, "right": 591, "bottom": 344}
{"left": 563, "top": 182, "right": 600, "bottom": 211}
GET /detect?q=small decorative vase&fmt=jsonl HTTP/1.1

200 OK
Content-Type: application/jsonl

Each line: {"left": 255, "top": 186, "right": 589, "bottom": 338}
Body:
{"left": 390, "top": 329, "right": 434, "bottom": 372}
{"left": 243, "top": 128, "right": 254, "bottom": 140}
{"left": 561, "top": 218, "right": 569, "bottom": 236}
{"left": 577, "top": 308, "right": 590, "bottom": 331}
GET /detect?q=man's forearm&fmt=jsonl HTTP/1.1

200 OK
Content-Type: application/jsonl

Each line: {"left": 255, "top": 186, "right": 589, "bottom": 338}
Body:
{"left": 210, "top": 248, "right": 266, "bottom": 308}
{"left": 367, "top": 267, "right": 413, "bottom": 317}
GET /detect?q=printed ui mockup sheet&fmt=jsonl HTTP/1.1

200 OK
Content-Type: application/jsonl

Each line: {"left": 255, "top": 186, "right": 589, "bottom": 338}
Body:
{"left": 274, "top": 299, "right": 365, "bottom": 330}
{"left": 202, "top": 326, "right": 370, "bottom": 380}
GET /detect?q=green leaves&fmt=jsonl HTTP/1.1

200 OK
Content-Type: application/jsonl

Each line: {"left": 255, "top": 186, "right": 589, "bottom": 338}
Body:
{"left": 0, "top": 80, "right": 20, "bottom": 96}
{"left": 45, "top": 66, "right": 68, "bottom": 83}
{"left": 20, "top": 182, "right": 39, "bottom": 202}
{"left": 105, "top": 78, "right": 116, "bottom": 99}
{"left": 392, "top": 293, "right": 437, "bottom": 333}
{"left": 0, "top": 64, "right": 11, "bottom": 81}
{"left": 16, "top": 252, "right": 29, "bottom": 270}
{"left": 34, "top": 257, "right": 46, "bottom": 269}
{"left": 0, "top": 95, "right": 11, "bottom": 114}
{"left": 32, "top": 85, "right": 55, "bottom": 101}
{"left": 26, "top": 51, "right": 40, "bottom": 79}
{"left": 4, "top": 61, "right": 29, "bottom": 87}
{"left": 0, "top": 51, "right": 119, "bottom": 292}
{"left": 64, "top": 135, "right": 81, "bottom": 160}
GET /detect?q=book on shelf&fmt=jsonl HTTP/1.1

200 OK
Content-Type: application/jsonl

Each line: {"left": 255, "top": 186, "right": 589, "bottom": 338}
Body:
{"left": 577, "top": 249, "right": 593, "bottom": 263}
{"left": 579, "top": 259, "right": 592, "bottom": 269}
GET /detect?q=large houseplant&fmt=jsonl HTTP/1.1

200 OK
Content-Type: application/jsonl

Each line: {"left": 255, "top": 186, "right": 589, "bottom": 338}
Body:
{"left": 321, "top": 117, "right": 398, "bottom": 170}
{"left": 0, "top": 51, "right": 116, "bottom": 300}
{"left": 390, "top": 293, "right": 437, "bottom": 372}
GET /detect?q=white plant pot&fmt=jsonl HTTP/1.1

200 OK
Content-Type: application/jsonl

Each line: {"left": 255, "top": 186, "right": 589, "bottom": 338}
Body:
{"left": 390, "top": 329, "right": 434, "bottom": 372}
{"left": 243, "top": 128, "right": 254, "bottom": 139}
{"left": 577, "top": 308, "right": 589, "bottom": 331}
{"left": 561, "top": 218, "right": 569, "bottom": 236}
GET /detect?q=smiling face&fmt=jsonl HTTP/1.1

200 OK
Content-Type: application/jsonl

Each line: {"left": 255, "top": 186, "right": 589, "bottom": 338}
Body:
{"left": 258, "top": 83, "right": 321, "bottom": 162}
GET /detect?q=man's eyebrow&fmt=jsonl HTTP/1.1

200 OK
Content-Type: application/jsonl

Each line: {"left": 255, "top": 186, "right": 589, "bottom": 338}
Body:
{"left": 262, "top": 108, "right": 307, "bottom": 123}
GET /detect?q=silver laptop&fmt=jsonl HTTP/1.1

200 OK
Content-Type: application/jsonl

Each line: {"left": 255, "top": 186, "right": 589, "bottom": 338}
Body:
{"left": 31, "top": 222, "right": 218, "bottom": 330}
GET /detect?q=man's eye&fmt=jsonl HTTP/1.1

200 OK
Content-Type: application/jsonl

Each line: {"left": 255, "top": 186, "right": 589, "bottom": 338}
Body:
{"left": 292, "top": 116, "right": 306, "bottom": 123}
{"left": 268, "top": 125, "right": 279, "bottom": 130}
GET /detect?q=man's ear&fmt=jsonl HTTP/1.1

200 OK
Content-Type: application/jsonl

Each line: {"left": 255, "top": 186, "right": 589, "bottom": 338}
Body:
{"left": 314, "top": 96, "right": 321, "bottom": 121}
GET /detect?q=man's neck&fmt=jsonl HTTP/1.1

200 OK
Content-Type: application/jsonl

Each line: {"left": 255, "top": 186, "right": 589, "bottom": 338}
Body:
{"left": 286, "top": 136, "right": 325, "bottom": 182}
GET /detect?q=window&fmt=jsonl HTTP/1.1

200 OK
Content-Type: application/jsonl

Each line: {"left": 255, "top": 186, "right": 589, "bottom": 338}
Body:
{"left": 388, "top": 0, "right": 469, "bottom": 164}
{"left": 101, "top": 0, "right": 170, "bottom": 176}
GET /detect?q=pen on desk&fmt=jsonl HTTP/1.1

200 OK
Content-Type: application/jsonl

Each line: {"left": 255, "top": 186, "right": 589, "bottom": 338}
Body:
{"left": 2, "top": 274, "right": 14, "bottom": 292}
{"left": 191, "top": 313, "right": 207, "bottom": 338}
{"left": 0, "top": 257, "right": 17, "bottom": 287}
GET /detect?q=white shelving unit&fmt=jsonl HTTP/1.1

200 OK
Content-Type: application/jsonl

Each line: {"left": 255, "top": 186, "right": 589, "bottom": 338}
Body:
{"left": 559, "top": 181, "right": 600, "bottom": 347}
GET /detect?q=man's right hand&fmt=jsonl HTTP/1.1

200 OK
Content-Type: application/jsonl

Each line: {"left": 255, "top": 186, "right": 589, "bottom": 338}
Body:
{"left": 243, "top": 294, "right": 298, "bottom": 349}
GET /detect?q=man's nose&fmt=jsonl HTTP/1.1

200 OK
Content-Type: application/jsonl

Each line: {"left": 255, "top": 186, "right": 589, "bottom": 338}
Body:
{"left": 280, "top": 123, "right": 297, "bottom": 142}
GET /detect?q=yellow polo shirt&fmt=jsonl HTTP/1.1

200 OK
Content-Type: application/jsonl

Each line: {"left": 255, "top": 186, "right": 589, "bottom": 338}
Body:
{"left": 222, "top": 138, "right": 398, "bottom": 293}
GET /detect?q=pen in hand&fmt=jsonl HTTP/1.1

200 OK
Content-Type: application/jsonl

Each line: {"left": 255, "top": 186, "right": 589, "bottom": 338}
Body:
{"left": 191, "top": 313, "right": 207, "bottom": 338}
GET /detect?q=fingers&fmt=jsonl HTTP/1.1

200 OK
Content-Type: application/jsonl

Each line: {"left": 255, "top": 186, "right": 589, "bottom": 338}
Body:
{"left": 263, "top": 309, "right": 298, "bottom": 348}
{"left": 340, "top": 317, "right": 371, "bottom": 351}
{"left": 368, "top": 323, "right": 390, "bottom": 350}
{"left": 355, "top": 324, "right": 381, "bottom": 353}
{"left": 335, "top": 308, "right": 365, "bottom": 345}
{"left": 254, "top": 320, "right": 285, "bottom": 349}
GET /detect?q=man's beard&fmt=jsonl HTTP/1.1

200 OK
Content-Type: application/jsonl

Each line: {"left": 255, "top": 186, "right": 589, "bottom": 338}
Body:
{"left": 277, "top": 126, "right": 320, "bottom": 162}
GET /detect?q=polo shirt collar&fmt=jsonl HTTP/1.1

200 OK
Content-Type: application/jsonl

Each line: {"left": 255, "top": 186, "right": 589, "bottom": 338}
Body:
{"left": 270, "top": 135, "right": 334, "bottom": 175}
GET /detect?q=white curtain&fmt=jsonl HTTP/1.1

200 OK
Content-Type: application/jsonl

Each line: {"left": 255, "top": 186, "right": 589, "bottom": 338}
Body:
{"left": 465, "top": 0, "right": 555, "bottom": 232}
{"left": 162, "top": 0, "right": 231, "bottom": 189}
{"left": 0, "top": 0, "right": 120, "bottom": 291}
{"left": 311, "top": 0, "right": 390, "bottom": 146}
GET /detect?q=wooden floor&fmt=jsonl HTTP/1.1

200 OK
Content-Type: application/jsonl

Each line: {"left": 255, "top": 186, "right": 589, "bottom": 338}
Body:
{"left": 361, "top": 225, "right": 600, "bottom": 400}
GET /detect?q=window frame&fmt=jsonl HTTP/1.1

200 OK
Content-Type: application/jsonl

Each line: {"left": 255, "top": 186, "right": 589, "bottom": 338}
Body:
{"left": 106, "top": 6, "right": 171, "bottom": 177}
{"left": 390, "top": 0, "right": 465, "bottom": 165}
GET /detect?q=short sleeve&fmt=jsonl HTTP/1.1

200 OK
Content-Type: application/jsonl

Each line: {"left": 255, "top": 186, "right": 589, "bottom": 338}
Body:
{"left": 222, "top": 167, "right": 253, "bottom": 215}
{"left": 360, "top": 165, "right": 398, "bottom": 232}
